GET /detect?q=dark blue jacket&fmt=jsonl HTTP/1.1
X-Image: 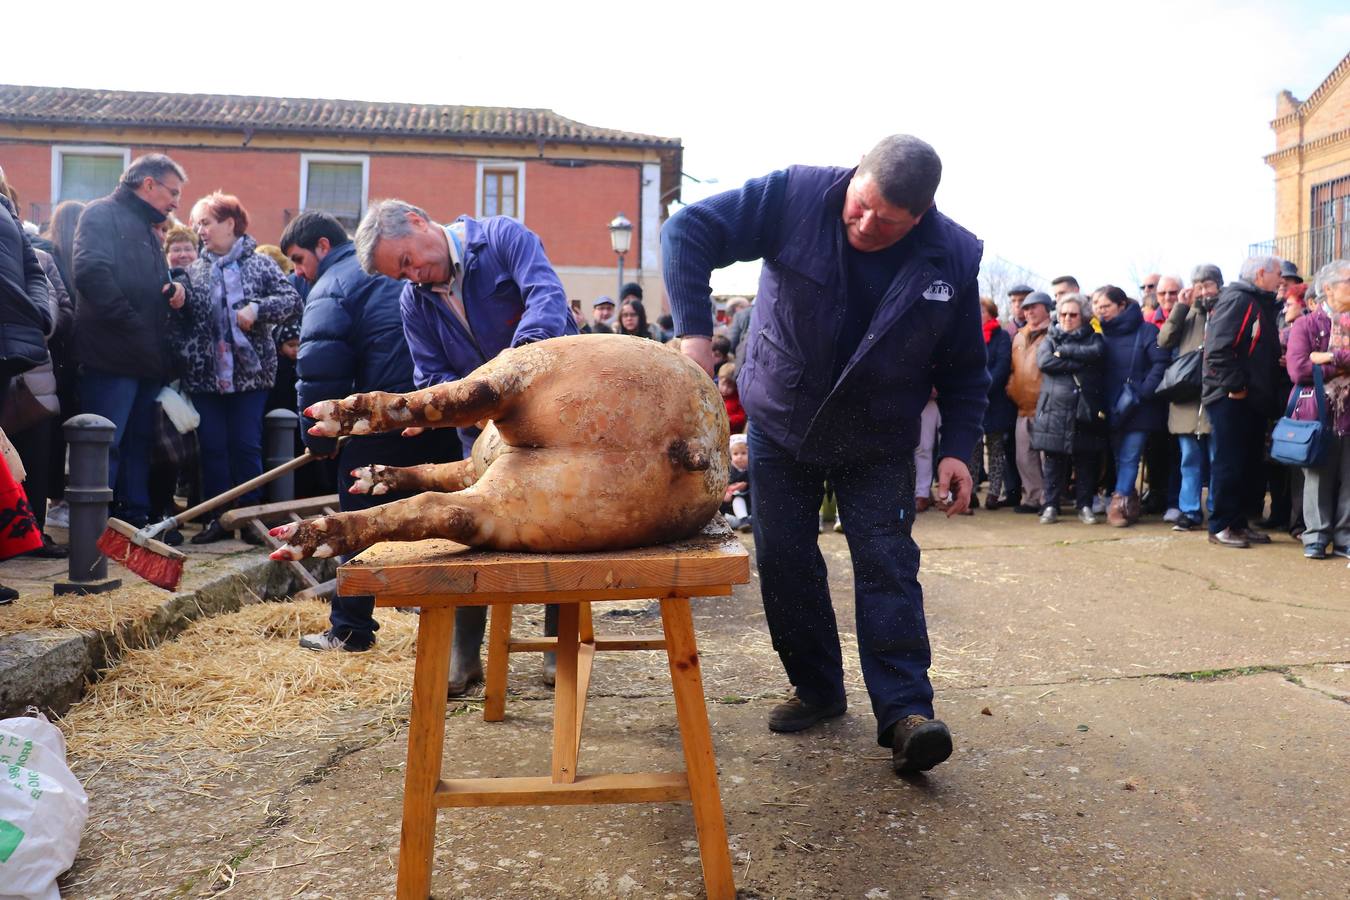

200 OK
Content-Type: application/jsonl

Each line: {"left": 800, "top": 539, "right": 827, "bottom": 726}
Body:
{"left": 1099, "top": 302, "right": 1169, "bottom": 433}
{"left": 983, "top": 326, "right": 1016, "bottom": 432}
{"left": 296, "top": 243, "right": 417, "bottom": 456}
{"left": 400, "top": 215, "right": 576, "bottom": 390}
{"left": 663, "top": 165, "right": 988, "bottom": 464}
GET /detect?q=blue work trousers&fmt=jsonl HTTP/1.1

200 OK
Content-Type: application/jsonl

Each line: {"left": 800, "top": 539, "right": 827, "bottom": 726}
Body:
{"left": 747, "top": 423, "right": 933, "bottom": 746}
{"left": 80, "top": 370, "right": 162, "bottom": 523}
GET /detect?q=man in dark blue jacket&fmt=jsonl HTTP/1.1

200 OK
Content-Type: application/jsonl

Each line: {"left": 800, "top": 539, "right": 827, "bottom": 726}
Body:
{"left": 352, "top": 199, "right": 577, "bottom": 692}
{"left": 281, "top": 211, "right": 460, "bottom": 653}
{"left": 662, "top": 135, "right": 989, "bottom": 776}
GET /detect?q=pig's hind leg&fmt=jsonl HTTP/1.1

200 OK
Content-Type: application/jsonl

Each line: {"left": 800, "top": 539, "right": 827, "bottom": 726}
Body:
{"left": 269, "top": 491, "right": 487, "bottom": 560}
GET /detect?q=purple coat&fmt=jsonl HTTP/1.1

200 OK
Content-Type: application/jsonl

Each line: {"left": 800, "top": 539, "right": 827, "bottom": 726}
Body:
{"left": 1286, "top": 309, "right": 1350, "bottom": 434}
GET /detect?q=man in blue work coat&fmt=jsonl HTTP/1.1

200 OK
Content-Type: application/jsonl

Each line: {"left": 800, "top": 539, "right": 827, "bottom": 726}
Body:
{"left": 354, "top": 198, "right": 577, "bottom": 695}
{"left": 662, "top": 135, "right": 989, "bottom": 775}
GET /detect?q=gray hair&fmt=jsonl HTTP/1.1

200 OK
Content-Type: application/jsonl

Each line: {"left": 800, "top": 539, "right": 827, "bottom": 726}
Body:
{"left": 1191, "top": 263, "right": 1223, "bottom": 286}
{"left": 1312, "top": 259, "right": 1350, "bottom": 299}
{"left": 1238, "top": 255, "right": 1281, "bottom": 283}
{"left": 121, "top": 153, "right": 186, "bottom": 189}
{"left": 857, "top": 135, "right": 942, "bottom": 215}
{"left": 355, "top": 198, "right": 431, "bottom": 274}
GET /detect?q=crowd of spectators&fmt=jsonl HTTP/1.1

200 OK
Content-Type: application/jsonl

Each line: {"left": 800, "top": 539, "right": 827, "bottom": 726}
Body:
{"left": 0, "top": 150, "right": 1346, "bottom": 610}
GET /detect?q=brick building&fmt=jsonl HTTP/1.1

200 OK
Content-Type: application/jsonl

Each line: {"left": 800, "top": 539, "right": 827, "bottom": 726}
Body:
{"left": 0, "top": 84, "right": 682, "bottom": 310}
{"left": 1256, "top": 51, "right": 1350, "bottom": 275}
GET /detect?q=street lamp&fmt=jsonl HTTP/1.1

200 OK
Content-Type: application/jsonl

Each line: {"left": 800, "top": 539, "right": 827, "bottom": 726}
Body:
{"left": 608, "top": 212, "right": 633, "bottom": 300}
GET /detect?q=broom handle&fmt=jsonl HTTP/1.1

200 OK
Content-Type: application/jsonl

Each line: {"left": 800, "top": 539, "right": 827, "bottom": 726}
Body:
{"left": 173, "top": 442, "right": 340, "bottom": 527}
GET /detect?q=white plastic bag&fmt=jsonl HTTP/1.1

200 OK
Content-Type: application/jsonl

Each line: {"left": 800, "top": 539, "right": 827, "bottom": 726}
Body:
{"left": 156, "top": 384, "right": 200, "bottom": 435}
{"left": 0, "top": 712, "right": 88, "bottom": 900}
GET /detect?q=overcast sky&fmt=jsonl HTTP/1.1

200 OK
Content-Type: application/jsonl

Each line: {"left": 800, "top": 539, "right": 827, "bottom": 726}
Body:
{"left": 8, "top": 0, "right": 1348, "bottom": 296}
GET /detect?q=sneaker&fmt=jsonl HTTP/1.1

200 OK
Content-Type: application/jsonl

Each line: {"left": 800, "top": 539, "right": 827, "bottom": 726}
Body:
{"left": 1171, "top": 515, "right": 1197, "bottom": 532}
{"left": 45, "top": 501, "right": 69, "bottom": 529}
{"left": 1163, "top": 507, "right": 1182, "bottom": 524}
{"left": 833, "top": 519, "right": 844, "bottom": 533}
{"left": 890, "top": 715, "right": 953, "bottom": 774}
{"left": 767, "top": 693, "right": 847, "bottom": 733}
{"left": 1078, "top": 507, "right": 1099, "bottom": 525}
{"left": 1332, "top": 545, "right": 1350, "bottom": 560}
{"left": 299, "top": 631, "right": 371, "bottom": 652}
{"left": 1039, "top": 505, "right": 1058, "bottom": 524}
{"left": 1304, "top": 543, "right": 1327, "bottom": 559}
{"left": 1208, "top": 528, "right": 1249, "bottom": 549}
{"left": 1091, "top": 494, "right": 1107, "bottom": 515}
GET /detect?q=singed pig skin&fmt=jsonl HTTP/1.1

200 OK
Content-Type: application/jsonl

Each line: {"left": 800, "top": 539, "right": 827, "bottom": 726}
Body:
{"left": 272, "top": 335, "right": 729, "bottom": 559}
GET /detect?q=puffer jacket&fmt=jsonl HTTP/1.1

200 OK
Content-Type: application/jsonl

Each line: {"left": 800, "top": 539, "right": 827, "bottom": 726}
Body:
{"left": 1156, "top": 297, "right": 1210, "bottom": 436}
{"left": 1007, "top": 322, "right": 1049, "bottom": 416}
{"left": 0, "top": 193, "right": 52, "bottom": 373}
{"left": 296, "top": 243, "right": 420, "bottom": 456}
{"left": 1202, "top": 279, "right": 1281, "bottom": 416}
{"left": 12, "top": 248, "right": 76, "bottom": 419}
{"left": 175, "top": 234, "right": 302, "bottom": 394}
{"left": 1030, "top": 323, "right": 1107, "bottom": 455}
{"left": 1100, "top": 302, "right": 1169, "bottom": 433}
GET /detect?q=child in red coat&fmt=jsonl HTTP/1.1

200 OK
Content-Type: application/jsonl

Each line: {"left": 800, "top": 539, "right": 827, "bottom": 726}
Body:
{"left": 718, "top": 362, "right": 746, "bottom": 434}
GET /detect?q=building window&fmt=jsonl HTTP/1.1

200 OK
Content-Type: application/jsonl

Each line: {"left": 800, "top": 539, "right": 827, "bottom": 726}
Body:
{"left": 1310, "top": 175, "right": 1350, "bottom": 273}
{"left": 300, "top": 154, "right": 369, "bottom": 232}
{"left": 476, "top": 161, "right": 525, "bottom": 221}
{"left": 51, "top": 146, "right": 129, "bottom": 204}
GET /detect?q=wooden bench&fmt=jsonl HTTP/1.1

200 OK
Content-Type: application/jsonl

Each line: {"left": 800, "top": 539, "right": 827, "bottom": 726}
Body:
{"left": 338, "top": 523, "right": 750, "bottom": 899}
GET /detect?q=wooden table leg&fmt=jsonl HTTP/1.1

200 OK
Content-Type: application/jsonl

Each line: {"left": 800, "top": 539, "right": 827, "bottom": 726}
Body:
{"left": 660, "top": 596, "right": 735, "bottom": 900}
{"left": 483, "top": 603, "right": 512, "bottom": 722}
{"left": 551, "top": 602, "right": 580, "bottom": 784}
{"left": 397, "top": 604, "right": 455, "bottom": 900}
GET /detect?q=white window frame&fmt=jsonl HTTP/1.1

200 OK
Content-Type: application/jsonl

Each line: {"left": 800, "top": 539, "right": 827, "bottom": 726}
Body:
{"left": 475, "top": 159, "right": 526, "bottom": 222}
{"left": 50, "top": 145, "right": 130, "bottom": 205}
{"left": 298, "top": 153, "right": 370, "bottom": 223}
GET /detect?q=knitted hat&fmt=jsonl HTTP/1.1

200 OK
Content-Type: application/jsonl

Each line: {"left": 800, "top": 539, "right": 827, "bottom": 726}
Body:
{"left": 729, "top": 434, "right": 747, "bottom": 449}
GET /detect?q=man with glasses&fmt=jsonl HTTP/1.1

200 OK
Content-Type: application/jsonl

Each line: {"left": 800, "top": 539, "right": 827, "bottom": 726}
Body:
{"left": 72, "top": 153, "right": 188, "bottom": 527}
{"left": 1159, "top": 266, "right": 1221, "bottom": 532}
{"left": 1140, "top": 273, "right": 1161, "bottom": 317}
{"left": 1143, "top": 276, "right": 1185, "bottom": 520}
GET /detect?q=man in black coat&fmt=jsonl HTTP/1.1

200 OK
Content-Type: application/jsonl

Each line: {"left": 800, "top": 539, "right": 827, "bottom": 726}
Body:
{"left": 1201, "top": 255, "right": 1283, "bottom": 549}
{"left": 72, "top": 154, "right": 187, "bottom": 525}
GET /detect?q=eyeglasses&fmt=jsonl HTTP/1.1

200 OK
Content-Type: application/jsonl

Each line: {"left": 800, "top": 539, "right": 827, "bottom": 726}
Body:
{"left": 1158, "top": 290, "right": 1180, "bottom": 297}
{"left": 1059, "top": 312, "right": 1081, "bottom": 318}
{"left": 1141, "top": 283, "right": 1158, "bottom": 290}
{"left": 154, "top": 179, "right": 181, "bottom": 200}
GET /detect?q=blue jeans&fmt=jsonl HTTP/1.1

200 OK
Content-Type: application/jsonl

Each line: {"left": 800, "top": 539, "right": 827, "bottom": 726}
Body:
{"left": 1206, "top": 397, "right": 1265, "bottom": 535}
{"left": 1110, "top": 430, "right": 1149, "bottom": 497}
{"left": 192, "top": 390, "right": 269, "bottom": 508}
{"left": 80, "top": 371, "right": 162, "bottom": 523}
{"left": 329, "top": 430, "right": 464, "bottom": 647}
{"left": 747, "top": 423, "right": 933, "bottom": 746}
{"left": 1176, "top": 434, "right": 1213, "bottom": 519}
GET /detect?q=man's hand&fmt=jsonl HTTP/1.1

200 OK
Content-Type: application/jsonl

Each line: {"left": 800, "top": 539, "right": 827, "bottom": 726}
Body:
{"left": 679, "top": 335, "right": 717, "bottom": 377}
{"left": 1177, "top": 287, "right": 1193, "bottom": 307}
{"left": 934, "top": 457, "right": 973, "bottom": 518}
{"left": 236, "top": 302, "right": 258, "bottom": 332}
{"left": 1227, "top": 389, "right": 1249, "bottom": 400}
{"left": 1310, "top": 351, "right": 1334, "bottom": 366}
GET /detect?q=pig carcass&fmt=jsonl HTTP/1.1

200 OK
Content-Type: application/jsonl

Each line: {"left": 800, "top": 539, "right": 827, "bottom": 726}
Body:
{"left": 270, "top": 334, "right": 729, "bottom": 560}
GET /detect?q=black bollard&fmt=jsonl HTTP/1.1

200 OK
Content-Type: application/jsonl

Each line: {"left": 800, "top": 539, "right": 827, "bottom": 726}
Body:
{"left": 264, "top": 409, "right": 299, "bottom": 503}
{"left": 54, "top": 414, "right": 121, "bottom": 595}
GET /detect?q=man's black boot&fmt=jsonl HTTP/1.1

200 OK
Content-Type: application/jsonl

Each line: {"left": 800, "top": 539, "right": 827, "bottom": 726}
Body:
{"left": 767, "top": 692, "right": 846, "bottom": 733}
{"left": 890, "top": 715, "right": 953, "bottom": 774}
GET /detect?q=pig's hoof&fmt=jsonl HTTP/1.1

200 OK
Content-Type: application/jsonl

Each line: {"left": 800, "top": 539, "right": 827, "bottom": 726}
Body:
{"left": 267, "top": 518, "right": 343, "bottom": 560}
{"left": 349, "top": 465, "right": 394, "bottom": 496}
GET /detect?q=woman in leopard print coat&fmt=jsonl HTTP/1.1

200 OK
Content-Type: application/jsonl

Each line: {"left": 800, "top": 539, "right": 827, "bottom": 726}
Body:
{"left": 175, "top": 192, "right": 301, "bottom": 542}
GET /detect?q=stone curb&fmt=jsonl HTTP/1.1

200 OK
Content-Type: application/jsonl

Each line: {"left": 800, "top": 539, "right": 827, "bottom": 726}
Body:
{"left": 0, "top": 555, "right": 336, "bottom": 719}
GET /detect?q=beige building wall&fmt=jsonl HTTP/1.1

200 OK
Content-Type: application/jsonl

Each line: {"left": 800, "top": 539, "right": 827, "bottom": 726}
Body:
{"left": 1266, "top": 53, "right": 1350, "bottom": 273}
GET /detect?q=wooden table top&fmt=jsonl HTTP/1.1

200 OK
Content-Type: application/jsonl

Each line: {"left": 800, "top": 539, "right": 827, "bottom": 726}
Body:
{"left": 338, "top": 520, "right": 750, "bottom": 605}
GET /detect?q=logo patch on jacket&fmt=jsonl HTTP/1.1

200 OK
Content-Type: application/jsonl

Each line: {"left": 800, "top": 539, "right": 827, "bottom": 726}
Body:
{"left": 923, "top": 280, "right": 954, "bottom": 302}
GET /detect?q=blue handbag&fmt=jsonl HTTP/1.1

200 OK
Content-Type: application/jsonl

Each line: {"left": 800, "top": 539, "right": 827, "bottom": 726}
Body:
{"left": 1270, "top": 364, "right": 1331, "bottom": 468}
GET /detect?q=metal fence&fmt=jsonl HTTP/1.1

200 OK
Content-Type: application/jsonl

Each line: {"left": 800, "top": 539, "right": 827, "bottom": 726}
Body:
{"left": 1248, "top": 222, "right": 1350, "bottom": 276}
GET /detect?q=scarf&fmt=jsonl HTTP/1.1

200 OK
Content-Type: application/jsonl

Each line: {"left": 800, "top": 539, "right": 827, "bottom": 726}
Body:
{"left": 204, "top": 236, "right": 265, "bottom": 393}
{"left": 982, "top": 318, "right": 1000, "bottom": 344}
{"left": 1326, "top": 302, "right": 1350, "bottom": 435}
